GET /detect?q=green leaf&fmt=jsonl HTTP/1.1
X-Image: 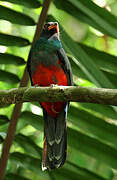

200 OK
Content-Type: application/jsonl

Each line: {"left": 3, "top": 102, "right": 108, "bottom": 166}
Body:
{"left": 9, "top": 152, "right": 49, "bottom": 178}
{"left": 14, "top": 134, "right": 42, "bottom": 158}
{"left": 0, "top": 135, "right": 4, "bottom": 143}
{"left": 0, "top": 70, "right": 20, "bottom": 84}
{"left": 69, "top": 106, "right": 117, "bottom": 149}
{"left": 0, "top": 115, "right": 9, "bottom": 125}
{"left": 53, "top": 0, "right": 117, "bottom": 38}
{"left": 18, "top": 111, "right": 43, "bottom": 132}
{"left": 0, "top": 5, "right": 36, "bottom": 25}
{"left": 0, "top": 0, "right": 41, "bottom": 8}
{"left": 102, "top": 70, "right": 117, "bottom": 87}
{"left": 79, "top": 44, "right": 117, "bottom": 75}
{"left": 0, "top": 53, "right": 25, "bottom": 65}
{"left": 68, "top": 55, "right": 88, "bottom": 80}
{"left": 55, "top": 163, "right": 108, "bottom": 180}
{"left": 68, "top": 128, "right": 117, "bottom": 170}
{"left": 61, "top": 29, "right": 114, "bottom": 88}
{"left": 10, "top": 152, "right": 41, "bottom": 169}
{"left": 63, "top": 35, "right": 114, "bottom": 88}
{"left": 0, "top": 124, "right": 8, "bottom": 133}
{"left": 80, "top": 103, "right": 117, "bottom": 120}
{"left": 69, "top": 54, "right": 117, "bottom": 88}
{"left": 0, "top": 33, "right": 30, "bottom": 47}
{"left": 55, "top": 168, "right": 91, "bottom": 180}
{"left": 67, "top": 0, "right": 117, "bottom": 38}
{"left": 53, "top": 0, "right": 101, "bottom": 33}
{"left": 10, "top": 153, "right": 111, "bottom": 180}
{"left": 5, "top": 173, "right": 30, "bottom": 180}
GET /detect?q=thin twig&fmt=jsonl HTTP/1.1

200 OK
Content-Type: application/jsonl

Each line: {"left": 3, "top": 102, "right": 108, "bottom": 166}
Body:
{"left": 0, "top": 0, "right": 51, "bottom": 179}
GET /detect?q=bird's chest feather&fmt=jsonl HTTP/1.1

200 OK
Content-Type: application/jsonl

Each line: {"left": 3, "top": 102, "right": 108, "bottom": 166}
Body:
{"left": 32, "top": 58, "right": 68, "bottom": 117}
{"left": 31, "top": 40, "right": 68, "bottom": 86}
{"left": 31, "top": 54, "right": 68, "bottom": 117}
{"left": 32, "top": 58, "right": 67, "bottom": 86}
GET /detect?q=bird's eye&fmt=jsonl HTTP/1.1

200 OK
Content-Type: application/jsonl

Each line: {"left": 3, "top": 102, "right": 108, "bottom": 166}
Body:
{"left": 44, "top": 24, "right": 49, "bottom": 29}
{"left": 54, "top": 22, "right": 58, "bottom": 26}
{"left": 44, "top": 24, "right": 47, "bottom": 29}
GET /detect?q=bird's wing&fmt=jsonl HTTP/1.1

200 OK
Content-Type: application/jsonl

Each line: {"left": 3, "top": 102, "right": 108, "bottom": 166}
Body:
{"left": 27, "top": 51, "right": 33, "bottom": 85}
{"left": 56, "top": 48, "right": 73, "bottom": 86}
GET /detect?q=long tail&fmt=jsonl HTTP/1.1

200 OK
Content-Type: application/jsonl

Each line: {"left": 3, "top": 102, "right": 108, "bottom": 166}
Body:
{"left": 42, "top": 107, "right": 67, "bottom": 170}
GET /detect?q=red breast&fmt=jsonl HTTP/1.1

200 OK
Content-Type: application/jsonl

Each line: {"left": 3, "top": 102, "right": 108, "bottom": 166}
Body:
{"left": 32, "top": 60, "right": 68, "bottom": 117}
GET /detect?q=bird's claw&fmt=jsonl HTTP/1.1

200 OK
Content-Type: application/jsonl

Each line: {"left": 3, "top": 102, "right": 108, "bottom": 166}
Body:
{"left": 34, "top": 84, "right": 39, "bottom": 87}
{"left": 50, "top": 84, "right": 58, "bottom": 87}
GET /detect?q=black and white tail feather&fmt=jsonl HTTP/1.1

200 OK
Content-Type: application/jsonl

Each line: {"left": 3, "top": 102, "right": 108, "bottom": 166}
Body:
{"left": 42, "top": 104, "right": 68, "bottom": 170}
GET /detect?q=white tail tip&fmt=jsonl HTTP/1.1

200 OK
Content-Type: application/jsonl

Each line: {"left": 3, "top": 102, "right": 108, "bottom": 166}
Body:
{"left": 42, "top": 165, "right": 47, "bottom": 171}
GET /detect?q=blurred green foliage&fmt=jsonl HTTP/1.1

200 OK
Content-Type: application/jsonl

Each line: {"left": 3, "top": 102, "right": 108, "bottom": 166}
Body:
{"left": 0, "top": 0, "right": 117, "bottom": 179}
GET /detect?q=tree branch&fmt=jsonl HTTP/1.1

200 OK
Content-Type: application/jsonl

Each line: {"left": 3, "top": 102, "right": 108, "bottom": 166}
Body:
{"left": 0, "top": 86, "right": 117, "bottom": 106}
{"left": 0, "top": 0, "right": 51, "bottom": 179}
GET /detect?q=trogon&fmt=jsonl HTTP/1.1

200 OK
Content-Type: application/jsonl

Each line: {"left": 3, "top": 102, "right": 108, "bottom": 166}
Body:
{"left": 27, "top": 22, "right": 73, "bottom": 170}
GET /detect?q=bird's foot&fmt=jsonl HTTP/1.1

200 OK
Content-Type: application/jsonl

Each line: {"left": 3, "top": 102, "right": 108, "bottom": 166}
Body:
{"left": 50, "top": 84, "right": 58, "bottom": 87}
{"left": 34, "top": 84, "right": 39, "bottom": 87}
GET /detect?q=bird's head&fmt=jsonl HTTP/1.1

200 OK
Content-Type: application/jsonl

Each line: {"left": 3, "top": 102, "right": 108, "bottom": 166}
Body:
{"left": 41, "top": 22, "right": 59, "bottom": 39}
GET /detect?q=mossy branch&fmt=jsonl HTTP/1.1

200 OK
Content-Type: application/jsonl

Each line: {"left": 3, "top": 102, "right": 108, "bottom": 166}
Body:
{"left": 1, "top": 86, "right": 117, "bottom": 106}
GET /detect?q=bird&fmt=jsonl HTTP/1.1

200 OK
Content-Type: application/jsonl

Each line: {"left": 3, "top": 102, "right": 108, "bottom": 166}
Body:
{"left": 27, "top": 22, "right": 73, "bottom": 170}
